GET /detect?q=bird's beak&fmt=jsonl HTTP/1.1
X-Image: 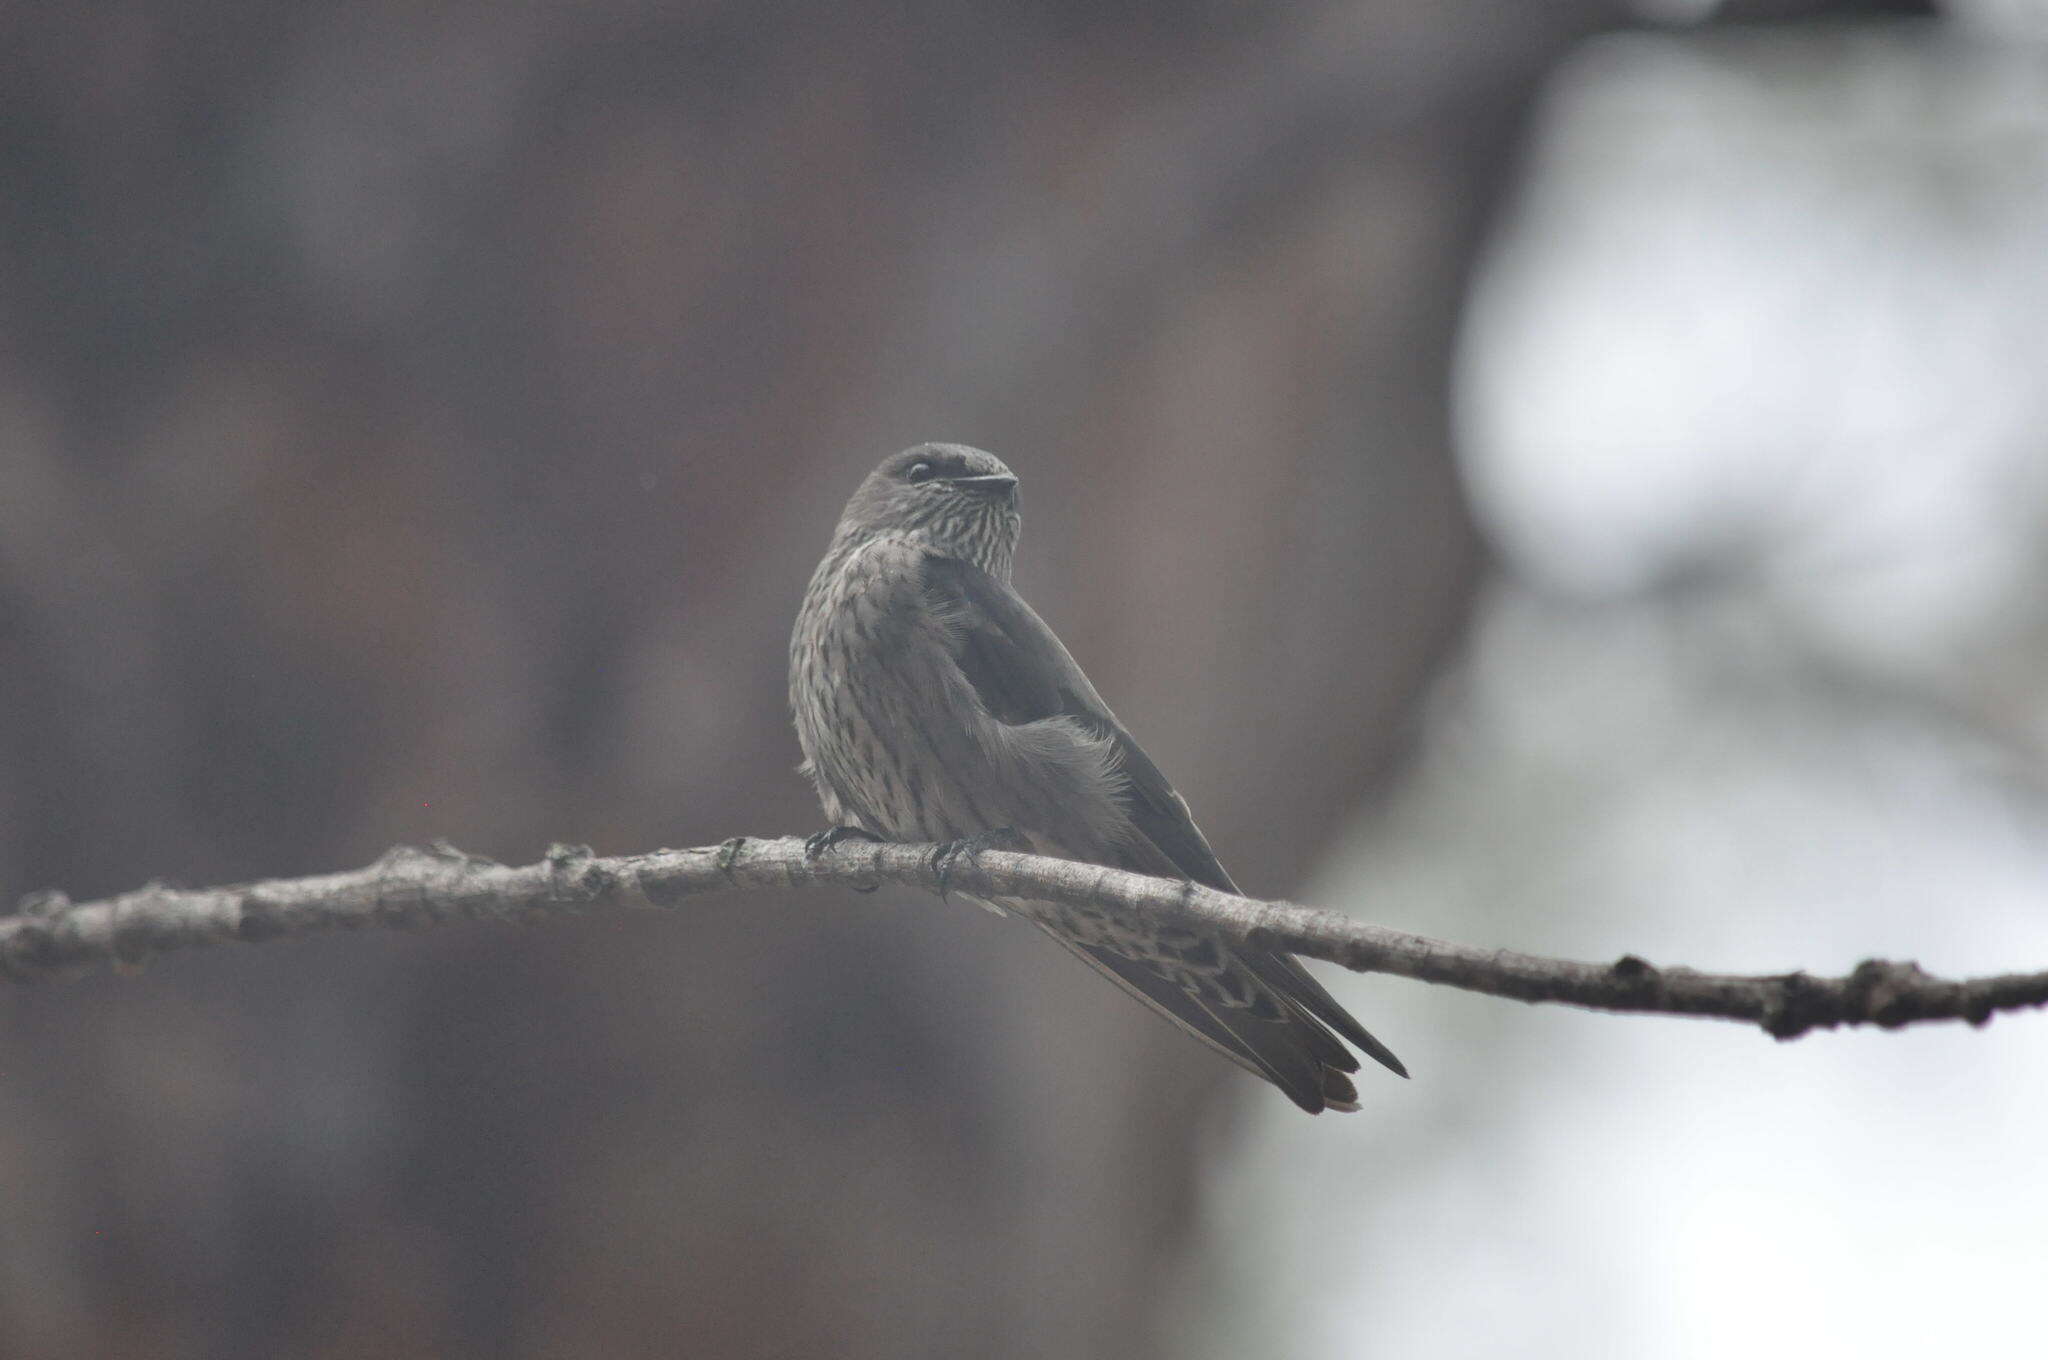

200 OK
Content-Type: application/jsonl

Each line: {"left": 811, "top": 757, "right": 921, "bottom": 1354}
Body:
{"left": 951, "top": 474, "right": 1018, "bottom": 494}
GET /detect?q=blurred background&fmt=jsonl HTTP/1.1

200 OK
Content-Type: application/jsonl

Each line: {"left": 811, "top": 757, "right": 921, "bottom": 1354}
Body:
{"left": 3, "top": 1, "right": 2045, "bottom": 1356}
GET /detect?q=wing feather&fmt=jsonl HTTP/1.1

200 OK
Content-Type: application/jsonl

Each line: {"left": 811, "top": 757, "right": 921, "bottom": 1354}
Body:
{"left": 921, "top": 554, "right": 1405, "bottom": 1101}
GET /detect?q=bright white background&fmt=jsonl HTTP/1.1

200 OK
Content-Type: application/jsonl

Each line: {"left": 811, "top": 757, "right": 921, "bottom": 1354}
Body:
{"left": 1188, "top": 20, "right": 2048, "bottom": 1358}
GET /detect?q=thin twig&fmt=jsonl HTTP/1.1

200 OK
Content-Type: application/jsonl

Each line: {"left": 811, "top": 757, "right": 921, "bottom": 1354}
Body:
{"left": 5, "top": 837, "right": 2044, "bottom": 1040}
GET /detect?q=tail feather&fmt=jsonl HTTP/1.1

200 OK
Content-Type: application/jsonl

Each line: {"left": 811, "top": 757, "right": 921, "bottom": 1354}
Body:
{"left": 1032, "top": 920, "right": 1370, "bottom": 1114}
{"left": 1247, "top": 951, "right": 1407, "bottom": 1079}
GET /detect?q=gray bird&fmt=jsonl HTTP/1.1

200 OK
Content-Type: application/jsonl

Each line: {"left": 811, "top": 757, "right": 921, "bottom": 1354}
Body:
{"left": 789, "top": 443, "right": 1405, "bottom": 1113}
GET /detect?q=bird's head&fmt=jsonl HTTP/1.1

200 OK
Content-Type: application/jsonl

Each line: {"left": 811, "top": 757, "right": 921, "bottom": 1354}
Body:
{"left": 837, "top": 443, "right": 1023, "bottom": 578}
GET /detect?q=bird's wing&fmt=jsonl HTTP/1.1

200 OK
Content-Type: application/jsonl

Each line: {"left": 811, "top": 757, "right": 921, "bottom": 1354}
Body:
{"left": 921, "top": 554, "right": 1405, "bottom": 1105}
{"left": 920, "top": 555, "right": 1237, "bottom": 889}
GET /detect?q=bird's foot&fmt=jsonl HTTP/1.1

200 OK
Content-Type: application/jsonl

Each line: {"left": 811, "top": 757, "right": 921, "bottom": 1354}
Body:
{"left": 714, "top": 837, "right": 748, "bottom": 883}
{"left": 803, "top": 825, "right": 887, "bottom": 892}
{"left": 928, "top": 827, "right": 1028, "bottom": 901}
{"left": 803, "top": 825, "right": 885, "bottom": 858}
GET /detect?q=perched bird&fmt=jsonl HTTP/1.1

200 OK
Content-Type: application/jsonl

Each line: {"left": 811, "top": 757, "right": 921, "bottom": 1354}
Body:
{"left": 789, "top": 443, "right": 1404, "bottom": 1112}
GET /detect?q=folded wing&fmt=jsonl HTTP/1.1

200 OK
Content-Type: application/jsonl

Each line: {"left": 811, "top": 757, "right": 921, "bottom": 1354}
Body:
{"left": 921, "top": 554, "right": 1405, "bottom": 1111}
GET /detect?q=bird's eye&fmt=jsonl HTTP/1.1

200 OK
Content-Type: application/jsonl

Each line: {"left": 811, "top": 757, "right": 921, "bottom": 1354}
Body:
{"left": 905, "top": 461, "right": 936, "bottom": 484}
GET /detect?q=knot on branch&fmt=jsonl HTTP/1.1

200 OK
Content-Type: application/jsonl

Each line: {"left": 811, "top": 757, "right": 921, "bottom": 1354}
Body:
{"left": 370, "top": 842, "right": 503, "bottom": 927}
{"left": 544, "top": 843, "right": 616, "bottom": 910}
{"left": 1607, "top": 954, "right": 1661, "bottom": 998}
{"left": 1761, "top": 971, "right": 1833, "bottom": 1040}
{"left": 1843, "top": 958, "right": 1935, "bottom": 1029}
{"left": 372, "top": 841, "right": 496, "bottom": 872}
{"left": 14, "top": 888, "right": 72, "bottom": 919}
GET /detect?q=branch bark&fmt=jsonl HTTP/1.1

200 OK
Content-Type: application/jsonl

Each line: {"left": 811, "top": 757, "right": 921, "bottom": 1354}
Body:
{"left": 6, "top": 837, "right": 2044, "bottom": 1040}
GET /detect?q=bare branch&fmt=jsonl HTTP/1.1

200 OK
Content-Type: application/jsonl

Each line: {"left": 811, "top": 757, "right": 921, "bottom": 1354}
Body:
{"left": 6, "top": 837, "right": 2044, "bottom": 1040}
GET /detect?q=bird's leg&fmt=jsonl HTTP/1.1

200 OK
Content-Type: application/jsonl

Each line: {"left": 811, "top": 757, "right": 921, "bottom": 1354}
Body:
{"left": 803, "top": 824, "right": 887, "bottom": 892}
{"left": 928, "top": 827, "right": 1028, "bottom": 901}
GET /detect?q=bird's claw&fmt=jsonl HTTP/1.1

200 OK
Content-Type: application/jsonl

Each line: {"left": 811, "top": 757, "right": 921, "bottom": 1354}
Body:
{"left": 803, "top": 825, "right": 885, "bottom": 859}
{"left": 928, "top": 827, "right": 1026, "bottom": 901}
{"left": 803, "top": 825, "right": 886, "bottom": 892}
{"left": 715, "top": 837, "right": 747, "bottom": 882}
